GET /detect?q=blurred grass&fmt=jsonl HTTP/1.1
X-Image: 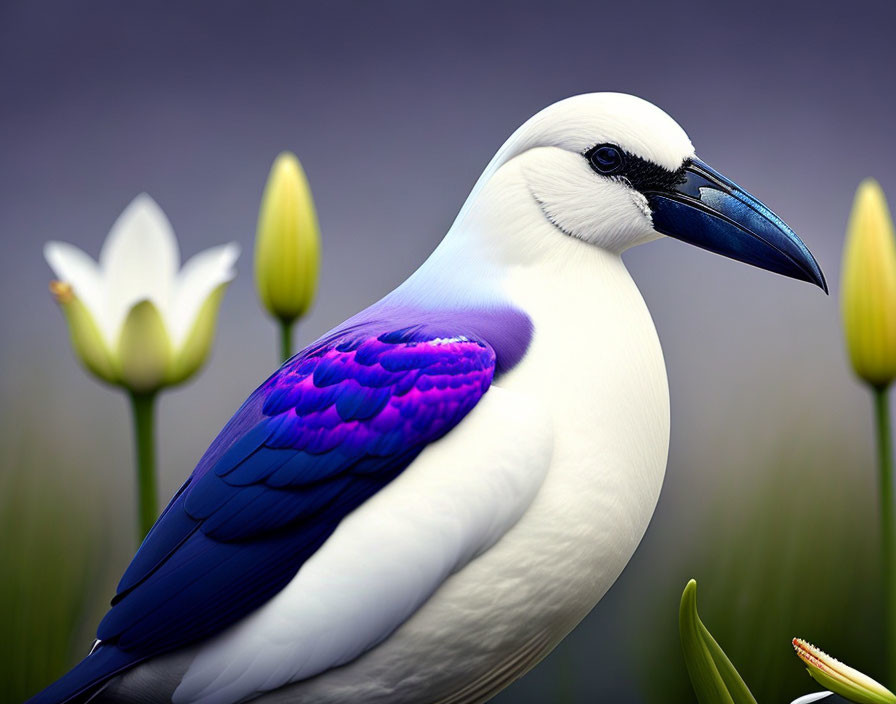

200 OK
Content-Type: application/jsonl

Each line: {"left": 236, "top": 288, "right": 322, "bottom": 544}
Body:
{"left": 0, "top": 427, "right": 109, "bottom": 703}
{"left": 634, "top": 433, "right": 882, "bottom": 704}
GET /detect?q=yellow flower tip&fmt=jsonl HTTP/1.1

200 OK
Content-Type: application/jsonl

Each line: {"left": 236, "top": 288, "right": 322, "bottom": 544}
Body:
{"left": 49, "top": 280, "right": 74, "bottom": 304}
{"left": 272, "top": 151, "right": 301, "bottom": 179}
{"left": 792, "top": 639, "right": 834, "bottom": 672}
{"left": 792, "top": 638, "right": 896, "bottom": 704}
{"left": 855, "top": 178, "right": 886, "bottom": 210}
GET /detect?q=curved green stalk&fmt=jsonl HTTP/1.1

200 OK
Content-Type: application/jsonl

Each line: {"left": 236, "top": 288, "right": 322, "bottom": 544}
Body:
{"left": 128, "top": 390, "right": 158, "bottom": 541}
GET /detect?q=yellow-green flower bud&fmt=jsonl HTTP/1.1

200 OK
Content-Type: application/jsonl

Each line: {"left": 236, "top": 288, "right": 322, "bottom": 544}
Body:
{"left": 793, "top": 638, "right": 896, "bottom": 704}
{"left": 841, "top": 179, "right": 896, "bottom": 388}
{"left": 254, "top": 152, "right": 321, "bottom": 324}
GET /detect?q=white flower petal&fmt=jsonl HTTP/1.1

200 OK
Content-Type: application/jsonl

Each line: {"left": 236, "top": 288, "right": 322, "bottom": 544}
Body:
{"left": 44, "top": 241, "right": 113, "bottom": 343}
{"left": 170, "top": 243, "right": 239, "bottom": 348}
{"left": 791, "top": 692, "right": 833, "bottom": 704}
{"left": 100, "top": 194, "right": 180, "bottom": 341}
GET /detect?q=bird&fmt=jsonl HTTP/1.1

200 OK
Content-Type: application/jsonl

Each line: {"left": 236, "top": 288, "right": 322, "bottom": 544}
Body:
{"left": 29, "top": 92, "right": 826, "bottom": 704}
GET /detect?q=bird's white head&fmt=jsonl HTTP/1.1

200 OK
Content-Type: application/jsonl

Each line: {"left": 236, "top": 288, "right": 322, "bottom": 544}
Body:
{"left": 462, "top": 93, "right": 693, "bottom": 252}
{"left": 445, "top": 92, "right": 825, "bottom": 292}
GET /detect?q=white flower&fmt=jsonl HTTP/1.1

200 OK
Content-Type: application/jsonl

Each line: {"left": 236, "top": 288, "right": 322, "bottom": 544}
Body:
{"left": 45, "top": 193, "right": 239, "bottom": 392}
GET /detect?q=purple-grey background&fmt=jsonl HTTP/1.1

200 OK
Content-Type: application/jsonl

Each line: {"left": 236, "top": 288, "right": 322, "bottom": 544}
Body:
{"left": 2, "top": 1, "right": 894, "bottom": 701}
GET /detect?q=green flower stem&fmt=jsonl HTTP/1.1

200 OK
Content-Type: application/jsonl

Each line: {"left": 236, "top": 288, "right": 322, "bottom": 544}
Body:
{"left": 279, "top": 318, "right": 295, "bottom": 363}
{"left": 128, "top": 390, "right": 158, "bottom": 541}
{"left": 874, "top": 384, "right": 896, "bottom": 685}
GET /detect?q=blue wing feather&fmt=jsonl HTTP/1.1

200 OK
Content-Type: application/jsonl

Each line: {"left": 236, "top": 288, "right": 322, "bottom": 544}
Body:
{"left": 25, "top": 322, "right": 497, "bottom": 704}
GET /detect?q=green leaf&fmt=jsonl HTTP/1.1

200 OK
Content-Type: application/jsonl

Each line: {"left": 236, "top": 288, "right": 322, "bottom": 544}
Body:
{"left": 680, "top": 580, "right": 758, "bottom": 704}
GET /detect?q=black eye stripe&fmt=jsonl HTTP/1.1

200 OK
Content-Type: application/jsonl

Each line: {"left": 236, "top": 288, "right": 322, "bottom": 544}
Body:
{"left": 584, "top": 143, "right": 687, "bottom": 193}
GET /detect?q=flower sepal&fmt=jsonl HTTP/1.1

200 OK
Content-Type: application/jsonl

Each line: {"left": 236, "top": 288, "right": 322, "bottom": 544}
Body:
{"left": 50, "top": 281, "right": 118, "bottom": 384}
{"left": 116, "top": 299, "right": 173, "bottom": 393}
{"left": 166, "top": 281, "right": 230, "bottom": 386}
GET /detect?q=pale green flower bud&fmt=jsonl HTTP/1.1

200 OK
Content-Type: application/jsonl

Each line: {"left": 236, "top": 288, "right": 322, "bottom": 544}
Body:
{"left": 793, "top": 638, "right": 896, "bottom": 704}
{"left": 254, "top": 152, "right": 321, "bottom": 324}
{"left": 841, "top": 179, "right": 896, "bottom": 388}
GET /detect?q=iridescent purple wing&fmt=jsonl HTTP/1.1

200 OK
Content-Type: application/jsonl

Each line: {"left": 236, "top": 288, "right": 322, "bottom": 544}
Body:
{"left": 95, "top": 324, "right": 495, "bottom": 664}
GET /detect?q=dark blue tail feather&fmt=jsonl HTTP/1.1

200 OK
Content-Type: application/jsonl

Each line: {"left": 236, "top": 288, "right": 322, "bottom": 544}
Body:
{"left": 25, "top": 646, "right": 137, "bottom": 704}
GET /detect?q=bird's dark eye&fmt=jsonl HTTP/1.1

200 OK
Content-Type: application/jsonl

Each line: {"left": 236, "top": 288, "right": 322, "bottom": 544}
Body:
{"left": 587, "top": 144, "right": 624, "bottom": 175}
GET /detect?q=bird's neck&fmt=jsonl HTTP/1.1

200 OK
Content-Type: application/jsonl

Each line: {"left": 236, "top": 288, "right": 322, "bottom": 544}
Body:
{"left": 399, "top": 161, "right": 670, "bottom": 494}
{"left": 462, "top": 176, "right": 671, "bottom": 621}
{"left": 391, "top": 171, "right": 671, "bottom": 616}
{"left": 388, "top": 160, "right": 591, "bottom": 309}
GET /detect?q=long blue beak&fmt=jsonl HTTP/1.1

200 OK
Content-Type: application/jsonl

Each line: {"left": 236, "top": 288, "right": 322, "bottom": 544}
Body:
{"left": 645, "top": 158, "right": 827, "bottom": 292}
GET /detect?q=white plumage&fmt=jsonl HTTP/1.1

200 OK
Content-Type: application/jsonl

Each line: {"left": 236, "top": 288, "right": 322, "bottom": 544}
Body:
{"left": 104, "top": 92, "right": 680, "bottom": 703}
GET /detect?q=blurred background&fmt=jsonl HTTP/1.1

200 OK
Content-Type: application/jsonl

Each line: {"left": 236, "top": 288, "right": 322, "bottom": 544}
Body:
{"left": 1, "top": 1, "right": 893, "bottom": 701}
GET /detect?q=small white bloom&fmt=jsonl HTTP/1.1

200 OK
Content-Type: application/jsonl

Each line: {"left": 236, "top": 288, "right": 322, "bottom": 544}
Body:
{"left": 45, "top": 193, "right": 239, "bottom": 391}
